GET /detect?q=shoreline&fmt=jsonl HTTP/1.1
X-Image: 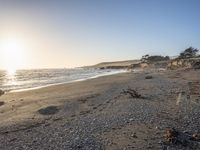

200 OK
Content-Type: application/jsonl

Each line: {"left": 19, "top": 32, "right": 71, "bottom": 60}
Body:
{"left": 8, "top": 69, "right": 128, "bottom": 93}
{"left": 0, "top": 70, "right": 134, "bottom": 127}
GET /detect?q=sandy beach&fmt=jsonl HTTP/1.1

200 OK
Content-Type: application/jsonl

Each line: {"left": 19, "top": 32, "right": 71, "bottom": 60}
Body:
{"left": 0, "top": 69, "right": 200, "bottom": 149}
{"left": 1, "top": 0, "right": 200, "bottom": 149}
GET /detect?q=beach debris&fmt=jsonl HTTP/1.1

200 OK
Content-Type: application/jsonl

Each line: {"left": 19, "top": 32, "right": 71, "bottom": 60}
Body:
{"left": 78, "top": 94, "right": 100, "bottom": 103}
{"left": 0, "top": 89, "right": 4, "bottom": 96}
{"left": 165, "top": 128, "right": 178, "bottom": 144}
{"left": 0, "top": 101, "right": 5, "bottom": 106}
{"left": 176, "top": 92, "right": 188, "bottom": 106}
{"left": 38, "top": 106, "right": 59, "bottom": 115}
{"left": 122, "top": 88, "right": 142, "bottom": 98}
{"left": 163, "top": 128, "right": 200, "bottom": 149}
{"left": 145, "top": 75, "right": 153, "bottom": 79}
{"left": 192, "top": 133, "right": 200, "bottom": 141}
{"left": 79, "top": 110, "right": 91, "bottom": 115}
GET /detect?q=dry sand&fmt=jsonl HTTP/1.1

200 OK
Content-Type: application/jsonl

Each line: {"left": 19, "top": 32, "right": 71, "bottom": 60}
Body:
{"left": 0, "top": 69, "right": 200, "bottom": 149}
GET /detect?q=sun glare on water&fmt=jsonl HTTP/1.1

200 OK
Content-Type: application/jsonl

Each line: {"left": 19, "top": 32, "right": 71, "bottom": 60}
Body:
{"left": 1, "top": 37, "right": 26, "bottom": 74}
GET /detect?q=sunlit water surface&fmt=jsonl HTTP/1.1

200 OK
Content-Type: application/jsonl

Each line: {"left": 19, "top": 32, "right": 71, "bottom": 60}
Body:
{"left": 0, "top": 68, "right": 126, "bottom": 92}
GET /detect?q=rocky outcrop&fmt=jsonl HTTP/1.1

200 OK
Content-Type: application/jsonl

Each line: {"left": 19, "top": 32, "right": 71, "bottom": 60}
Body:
{"left": 153, "top": 61, "right": 168, "bottom": 68}
{"left": 128, "top": 62, "right": 149, "bottom": 69}
{"left": 192, "top": 61, "right": 200, "bottom": 69}
{"left": 167, "top": 58, "right": 200, "bottom": 70}
{"left": 97, "top": 58, "right": 200, "bottom": 70}
{"left": 0, "top": 89, "right": 4, "bottom": 96}
{"left": 128, "top": 61, "right": 169, "bottom": 70}
{"left": 100, "top": 66, "right": 128, "bottom": 69}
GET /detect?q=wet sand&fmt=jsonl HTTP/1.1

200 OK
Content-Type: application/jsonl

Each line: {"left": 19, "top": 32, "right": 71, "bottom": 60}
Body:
{"left": 0, "top": 69, "right": 200, "bottom": 149}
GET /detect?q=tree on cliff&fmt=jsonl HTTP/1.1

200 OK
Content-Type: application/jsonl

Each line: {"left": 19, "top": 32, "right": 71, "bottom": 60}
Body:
{"left": 141, "top": 55, "right": 170, "bottom": 62}
{"left": 179, "top": 47, "right": 199, "bottom": 58}
{"left": 141, "top": 54, "right": 149, "bottom": 62}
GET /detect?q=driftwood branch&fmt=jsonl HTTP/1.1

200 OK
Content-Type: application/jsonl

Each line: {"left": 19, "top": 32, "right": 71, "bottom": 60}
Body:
{"left": 122, "top": 87, "right": 142, "bottom": 98}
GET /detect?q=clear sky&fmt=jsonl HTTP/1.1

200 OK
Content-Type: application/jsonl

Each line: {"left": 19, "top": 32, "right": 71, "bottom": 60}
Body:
{"left": 0, "top": 0, "right": 200, "bottom": 69}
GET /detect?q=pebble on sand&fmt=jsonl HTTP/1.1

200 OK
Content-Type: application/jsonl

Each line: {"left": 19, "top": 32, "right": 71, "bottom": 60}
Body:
{"left": 145, "top": 75, "right": 153, "bottom": 79}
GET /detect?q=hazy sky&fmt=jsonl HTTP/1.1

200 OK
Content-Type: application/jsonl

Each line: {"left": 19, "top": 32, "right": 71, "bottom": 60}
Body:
{"left": 0, "top": 0, "right": 200, "bottom": 69}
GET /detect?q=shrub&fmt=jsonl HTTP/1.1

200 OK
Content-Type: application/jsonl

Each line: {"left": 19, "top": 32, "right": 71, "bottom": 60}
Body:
{"left": 141, "top": 55, "right": 170, "bottom": 62}
{"left": 178, "top": 47, "right": 199, "bottom": 59}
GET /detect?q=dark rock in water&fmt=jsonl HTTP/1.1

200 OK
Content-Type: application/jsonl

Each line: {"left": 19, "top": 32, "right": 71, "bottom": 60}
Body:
{"left": 145, "top": 75, "right": 153, "bottom": 79}
{"left": 38, "top": 106, "right": 59, "bottom": 115}
{"left": 0, "top": 89, "right": 4, "bottom": 96}
{"left": 192, "top": 61, "right": 200, "bottom": 69}
{"left": 0, "top": 101, "right": 5, "bottom": 106}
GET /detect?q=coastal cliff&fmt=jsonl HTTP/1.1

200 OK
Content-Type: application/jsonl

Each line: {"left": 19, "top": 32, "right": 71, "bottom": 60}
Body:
{"left": 167, "top": 57, "right": 200, "bottom": 69}
{"left": 91, "top": 57, "right": 200, "bottom": 71}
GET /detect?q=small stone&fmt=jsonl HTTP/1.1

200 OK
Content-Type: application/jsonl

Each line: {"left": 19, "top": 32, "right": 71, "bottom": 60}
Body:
{"left": 77, "top": 145, "right": 82, "bottom": 148}
{"left": 129, "top": 118, "right": 134, "bottom": 121}
{"left": 145, "top": 75, "right": 153, "bottom": 79}
{"left": 192, "top": 133, "right": 200, "bottom": 141}
{"left": 131, "top": 133, "right": 138, "bottom": 138}
{"left": 183, "top": 130, "right": 189, "bottom": 134}
{"left": 75, "top": 137, "right": 80, "bottom": 141}
{"left": 147, "top": 145, "right": 153, "bottom": 149}
{"left": 158, "top": 140, "right": 162, "bottom": 144}
{"left": 0, "top": 89, "right": 4, "bottom": 96}
{"left": 9, "top": 138, "right": 17, "bottom": 142}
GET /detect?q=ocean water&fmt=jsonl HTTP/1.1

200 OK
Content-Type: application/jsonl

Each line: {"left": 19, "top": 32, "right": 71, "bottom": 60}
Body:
{"left": 0, "top": 68, "right": 126, "bottom": 92}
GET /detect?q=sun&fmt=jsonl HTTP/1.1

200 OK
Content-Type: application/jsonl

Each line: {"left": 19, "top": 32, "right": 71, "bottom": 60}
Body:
{"left": 1, "top": 37, "right": 26, "bottom": 73}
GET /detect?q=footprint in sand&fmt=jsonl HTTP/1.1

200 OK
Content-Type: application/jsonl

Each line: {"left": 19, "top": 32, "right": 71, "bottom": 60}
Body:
{"left": 0, "top": 101, "right": 5, "bottom": 106}
{"left": 38, "top": 106, "right": 59, "bottom": 115}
